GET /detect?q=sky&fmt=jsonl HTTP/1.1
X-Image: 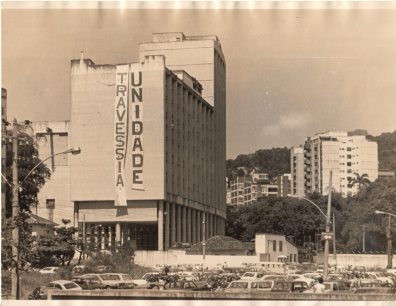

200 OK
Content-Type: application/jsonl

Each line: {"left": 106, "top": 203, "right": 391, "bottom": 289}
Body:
{"left": 2, "top": 2, "right": 396, "bottom": 159}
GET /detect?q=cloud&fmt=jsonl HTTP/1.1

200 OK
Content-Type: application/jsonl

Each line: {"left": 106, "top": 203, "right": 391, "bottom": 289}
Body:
{"left": 264, "top": 112, "right": 313, "bottom": 136}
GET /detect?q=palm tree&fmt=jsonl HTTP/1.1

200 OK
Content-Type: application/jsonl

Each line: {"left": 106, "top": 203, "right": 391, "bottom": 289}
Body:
{"left": 348, "top": 172, "right": 371, "bottom": 190}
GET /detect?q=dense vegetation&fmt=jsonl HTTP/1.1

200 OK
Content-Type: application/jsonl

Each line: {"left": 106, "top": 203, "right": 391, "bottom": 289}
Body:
{"left": 226, "top": 147, "right": 290, "bottom": 181}
{"left": 367, "top": 130, "right": 396, "bottom": 172}
{"left": 226, "top": 177, "right": 396, "bottom": 255}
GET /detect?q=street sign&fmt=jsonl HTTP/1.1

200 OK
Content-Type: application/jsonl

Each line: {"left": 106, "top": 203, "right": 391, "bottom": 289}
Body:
{"left": 321, "top": 232, "right": 333, "bottom": 240}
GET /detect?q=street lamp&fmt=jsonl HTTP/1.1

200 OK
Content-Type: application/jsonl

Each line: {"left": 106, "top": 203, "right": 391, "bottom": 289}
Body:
{"left": 375, "top": 210, "right": 395, "bottom": 268}
{"left": 290, "top": 171, "right": 333, "bottom": 281}
{"left": 9, "top": 132, "right": 81, "bottom": 300}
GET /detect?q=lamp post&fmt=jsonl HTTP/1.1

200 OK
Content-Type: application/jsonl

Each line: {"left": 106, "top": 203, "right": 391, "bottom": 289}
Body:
{"left": 202, "top": 213, "right": 206, "bottom": 271}
{"left": 375, "top": 210, "right": 396, "bottom": 269}
{"left": 9, "top": 135, "right": 81, "bottom": 300}
{"left": 290, "top": 171, "right": 333, "bottom": 280}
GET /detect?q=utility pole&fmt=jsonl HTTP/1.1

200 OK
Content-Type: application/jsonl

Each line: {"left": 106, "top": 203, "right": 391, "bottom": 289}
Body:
{"left": 323, "top": 171, "right": 332, "bottom": 281}
{"left": 202, "top": 213, "right": 206, "bottom": 271}
{"left": 333, "top": 212, "right": 337, "bottom": 267}
{"left": 11, "top": 118, "right": 20, "bottom": 299}
{"left": 387, "top": 215, "right": 392, "bottom": 269}
{"left": 83, "top": 214, "right": 86, "bottom": 259}
{"left": 363, "top": 224, "right": 366, "bottom": 253}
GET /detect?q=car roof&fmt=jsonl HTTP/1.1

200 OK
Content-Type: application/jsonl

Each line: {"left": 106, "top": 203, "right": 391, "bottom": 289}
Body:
{"left": 49, "top": 280, "right": 74, "bottom": 284}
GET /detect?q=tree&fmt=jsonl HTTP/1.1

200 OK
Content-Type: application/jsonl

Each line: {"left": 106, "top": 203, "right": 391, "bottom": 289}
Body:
{"left": 4, "top": 127, "right": 51, "bottom": 217}
{"left": 1, "top": 125, "right": 51, "bottom": 281}
{"left": 31, "top": 219, "right": 79, "bottom": 267}
{"left": 348, "top": 172, "right": 371, "bottom": 190}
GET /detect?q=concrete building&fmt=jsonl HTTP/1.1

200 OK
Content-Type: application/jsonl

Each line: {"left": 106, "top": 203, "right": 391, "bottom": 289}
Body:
{"left": 290, "top": 146, "right": 305, "bottom": 197}
{"left": 34, "top": 32, "right": 226, "bottom": 251}
{"left": 275, "top": 173, "right": 291, "bottom": 197}
{"left": 229, "top": 173, "right": 278, "bottom": 205}
{"left": 253, "top": 233, "right": 298, "bottom": 263}
{"left": 291, "top": 131, "right": 378, "bottom": 197}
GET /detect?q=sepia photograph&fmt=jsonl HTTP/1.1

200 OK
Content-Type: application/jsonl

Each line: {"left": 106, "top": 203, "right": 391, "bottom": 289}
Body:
{"left": 1, "top": 1, "right": 396, "bottom": 304}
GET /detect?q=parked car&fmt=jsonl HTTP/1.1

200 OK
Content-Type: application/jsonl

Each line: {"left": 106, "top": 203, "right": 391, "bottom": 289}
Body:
{"left": 39, "top": 267, "right": 59, "bottom": 275}
{"left": 224, "top": 280, "right": 275, "bottom": 292}
{"left": 71, "top": 275, "right": 116, "bottom": 290}
{"left": 349, "top": 279, "right": 382, "bottom": 292}
{"left": 85, "top": 273, "right": 136, "bottom": 289}
{"left": 240, "top": 272, "right": 264, "bottom": 280}
{"left": 270, "top": 280, "right": 310, "bottom": 293}
{"left": 28, "top": 280, "right": 82, "bottom": 300}
{"left": 96, "top": 265, "right": 113, "bottom": 273}
{"left": 304, "top": 281, "right": 349, "bottom": 293}
{"left": 353, "top": 281, "right": 395, "bottom": 294}
{"left": 259, "top": 275, "right": 288, "bottom": 282}
{"left": 177, "top": 271, "right": 199, "bottom": 281}
{"left": 363, "top": 271, "right": 396, "bottom": 285}
{"left": 133, "top": 272, "right": 160, "bottom": 285}
{"left": 286, "top": 265, "right": 302, "bottom": 274}
{"left": 139, "top": 280, "right": 205, "bottom": 291}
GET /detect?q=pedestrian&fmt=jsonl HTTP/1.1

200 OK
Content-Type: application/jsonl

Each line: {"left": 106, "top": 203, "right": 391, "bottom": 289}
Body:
{"left": 164, "top": 265, "right": 170, "bottom": 275}
{"left": 312, "top": 277, "right": 325, "bottom": 293}
{"left": 223, "top": 262, "right": 227, "bottom": 269}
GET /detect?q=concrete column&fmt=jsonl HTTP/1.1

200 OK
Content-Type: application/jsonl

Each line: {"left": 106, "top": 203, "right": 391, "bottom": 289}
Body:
{"left": 108, "top": 226, "right": 112, "bottom": 248}
{"left": 158, "top": 201, "right": 164, "bottom": 251}
{"left": 116, "top": 222, "right": 121, "bottom": 248}
{"left": 94, "top": 225, "right": 99, "bottom": 250}
{"left": 101, "top": 227, "right": 105, "bottom": 250}
{"left": 182, "top": 206, "right": 187, "bottom": 243}
{"left": 165, "top": 202, "right": 170, "bottom": 250}
{"left": 197, "top": 211, "right": 201, "bottom": 242}
{"left": 171, "top": 203, "right": 176, "bottom": 245}
{"left": 177, "top": 205, "right": 182, "bottom": 242}
{"left": 186, "top": 208, "right": 191, "bottom": 243}
{"left": 191, "top": 209, "right": 196, "bottom": 244}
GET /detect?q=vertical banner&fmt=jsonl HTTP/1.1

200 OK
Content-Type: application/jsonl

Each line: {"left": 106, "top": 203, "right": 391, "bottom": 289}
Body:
{"left": 114, "top": 65, "right": 129, "bottom": 206}
{"left": 130, "top": 66, "right": 145, "bottom": 190}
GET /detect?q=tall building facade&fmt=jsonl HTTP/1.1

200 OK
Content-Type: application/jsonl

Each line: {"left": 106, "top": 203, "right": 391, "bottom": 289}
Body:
{"left": 290, "top": 146, "right": 305, "bottom": 197}
{"left": 32, "top": 32, "right": 227, "bottom": 251}
{"left": 291, "top": 131, "right": 378, "bottom": 197}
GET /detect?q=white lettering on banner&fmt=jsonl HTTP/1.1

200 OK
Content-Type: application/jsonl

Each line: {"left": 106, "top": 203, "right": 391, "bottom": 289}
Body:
{"left": 131, "top": 69, "right": 144, "bottom": 190}
{"left": 114, "top": 65, "right": 129, "bottom": 206}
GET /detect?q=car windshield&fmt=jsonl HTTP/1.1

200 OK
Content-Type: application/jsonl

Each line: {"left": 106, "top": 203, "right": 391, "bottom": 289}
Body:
{"left": 64, "top": 282, "right": 79, "bottom": 289}
{"left": 121, "top": 275, "right": 132, "bottom": 281}
{"left": 229, "top": 282, "right": 248, "bottom": 289}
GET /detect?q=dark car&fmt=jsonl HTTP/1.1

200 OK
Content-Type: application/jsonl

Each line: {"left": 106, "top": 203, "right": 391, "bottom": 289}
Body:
{"left": 139, "top": 280, "right": 206, "bottom": 291}
{"left": 270, "top": 281, "right": 310, "bottom": 293}
{"left": 71, "top": 275, "right": 107, "bottom": 290}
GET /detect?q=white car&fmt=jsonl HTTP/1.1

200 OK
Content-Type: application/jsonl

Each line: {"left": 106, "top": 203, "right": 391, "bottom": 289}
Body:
{"left": 44, "top": 280, "right": 82, "bottom": 290}
{"left": 133, "top": 272, "right": 160, "bottom": 285}
{"left": 241, "top": 272, "right": 265, "bottom": 280}
{"left": 225, "top": 280, "right": 275, "bottom": 291}
{"left": 39, "top": 267, "right": 59, "bottom": 275}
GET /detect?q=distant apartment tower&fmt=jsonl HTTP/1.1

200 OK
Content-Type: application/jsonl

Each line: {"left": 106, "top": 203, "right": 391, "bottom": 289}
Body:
{"left": 290, "top": 146, "right": 305, "bottom": 197}
{"left": 275, "top": 174, "right": 291, "bottom": 197}
{"left": 291, "top": 131, "right": 378, "bottom": 196}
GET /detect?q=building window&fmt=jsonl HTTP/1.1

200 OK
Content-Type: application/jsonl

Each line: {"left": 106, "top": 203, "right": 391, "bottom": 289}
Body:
{"left": 347, "top": 162, "right": 352, "bottom": 166}
{"left": 347, "top": 155, "right": 352, "bottom": 159}
{"left": 273, "top": 240, "right": 276, "bottom": 252}
{"left": 46, "top": 199, "right": 55, "bottom": 209}
{"left": 347, "top": 147, "right": 352, "bottom": 151}
{"left": 279, "top": 241, "right": 283, "bottom": 252}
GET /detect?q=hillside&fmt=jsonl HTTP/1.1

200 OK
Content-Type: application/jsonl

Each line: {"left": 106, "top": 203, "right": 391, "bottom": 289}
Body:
{"left": 367, "top": 130, "right": 396, "bottom": 172}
